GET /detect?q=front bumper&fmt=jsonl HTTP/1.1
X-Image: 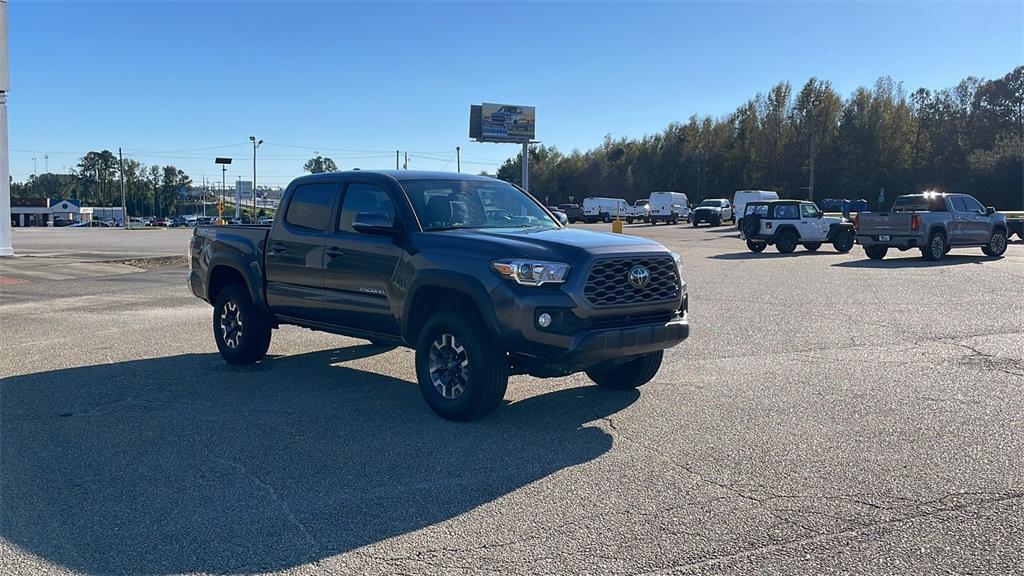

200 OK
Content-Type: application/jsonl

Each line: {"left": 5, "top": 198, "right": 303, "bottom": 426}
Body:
{"left": 693, "top": 211, "right": 721, "bottom": 223}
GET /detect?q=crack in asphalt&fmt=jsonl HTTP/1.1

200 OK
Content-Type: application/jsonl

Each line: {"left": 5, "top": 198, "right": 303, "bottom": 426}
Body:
{"left": 207, "top": 454, "right": 320, "bottom": 554}
{"left": 954, "top": 341, "right": 1024, "bottom": 378}
{"left": 634, "top": 492, "right": 1024, "bottom": 575}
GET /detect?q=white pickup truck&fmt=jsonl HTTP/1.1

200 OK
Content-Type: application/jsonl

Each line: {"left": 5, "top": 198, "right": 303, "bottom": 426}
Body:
{"left": 626, "top": 199, "right": 650, "bottom": 224}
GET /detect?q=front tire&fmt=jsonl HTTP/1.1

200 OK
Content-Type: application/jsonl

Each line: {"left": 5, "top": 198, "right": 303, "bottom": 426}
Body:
{"left": 415, "top": 311, "right": 508, "bottom": 421}
{"left": 832, "top": 229, "right": 855, "bottom": 253}
{"left": 981, "top": 230, "right": 1007, "bottom": 257}
{"left": 213, "top": 285, "right": 272, "bottom": 365}
{"left": 586, "top": 351, "right": 663, "bottom": 390}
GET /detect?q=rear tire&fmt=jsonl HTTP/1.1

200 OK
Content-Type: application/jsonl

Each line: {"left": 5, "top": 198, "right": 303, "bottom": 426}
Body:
{"left": 415, "top": 311, "right": 508, "bottom": 421}
{"left": 586, "top": 351, "right": 663, "bottom": 390}
{"left": 981, "top": 230, "right": 1007, "bottom": 257}
{"left": 922, "top": 231, "right": 946, "bottom": 261}
{"left": 746, "top": 239, "right": 766, "bottom": 252}
{"left": 602, "top": 214, "right": 610, "bottom": 224}
{"left": 864, "top": 245, "right": 888, "bottom": 260}
{"left": 804, "top": 242, "right": 822, "bottom": 252}
{"left": 776, "top": 230, "right": 798, "bottom": 254}
{"left": 213, "top": 285, "right": 272, "bottom": 365}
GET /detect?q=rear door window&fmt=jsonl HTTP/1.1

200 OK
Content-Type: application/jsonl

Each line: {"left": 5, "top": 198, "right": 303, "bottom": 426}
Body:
{"left": 285, "top": 182, "right": 335, "bottom": 231}
{"left": 773, "top": 204, "right": 799, "bottom": 219}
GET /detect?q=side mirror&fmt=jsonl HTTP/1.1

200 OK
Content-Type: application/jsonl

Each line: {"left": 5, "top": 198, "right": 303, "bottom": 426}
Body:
{"left": 352, "top": 212, "right": 398, "bottom": 236}
{"left": 986, "top": 206, "right": 995, "bottom": 215}
{"left": 815, "top": 210, "right": 824, "bottom": 218}
{"left": 555, "top": 212, "right": 569, "bottom": 226}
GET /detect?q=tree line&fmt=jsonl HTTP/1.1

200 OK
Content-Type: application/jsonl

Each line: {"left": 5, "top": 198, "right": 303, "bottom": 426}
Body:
{"left": 12, "top": 152, "right": 342, "bottom": 217}
{"left": 497, "top": 67, "right": 1023, "bottom": 210}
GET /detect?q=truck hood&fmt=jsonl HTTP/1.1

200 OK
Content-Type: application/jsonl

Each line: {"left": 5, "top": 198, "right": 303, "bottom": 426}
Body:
{"left": 428, "top": 227, "right": 668, "bottom": 260}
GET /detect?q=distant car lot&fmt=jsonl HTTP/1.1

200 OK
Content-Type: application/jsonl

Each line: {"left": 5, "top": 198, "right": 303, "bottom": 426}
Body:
{"left": 1, "top": 223, "right": 1022, "bottom": 575}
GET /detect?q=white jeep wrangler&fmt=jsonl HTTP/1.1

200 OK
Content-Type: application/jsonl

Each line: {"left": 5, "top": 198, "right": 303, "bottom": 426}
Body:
{"left": 739, "top": 200, "right": 855, "bottom": 254}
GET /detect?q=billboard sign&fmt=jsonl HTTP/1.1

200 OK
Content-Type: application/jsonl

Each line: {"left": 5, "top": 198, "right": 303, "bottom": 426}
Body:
{"left": 472, "top": 103, "right": 535, "bottom": 143}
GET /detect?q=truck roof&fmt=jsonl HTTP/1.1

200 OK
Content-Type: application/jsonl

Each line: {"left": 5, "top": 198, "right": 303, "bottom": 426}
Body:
{"left": 291, "top": 170, "right": 498, "bottom": 186}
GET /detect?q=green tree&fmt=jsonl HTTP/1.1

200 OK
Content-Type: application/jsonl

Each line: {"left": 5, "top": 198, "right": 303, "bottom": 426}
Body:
{"left": 303, "top": 154, "right": 339, "bottom": 174}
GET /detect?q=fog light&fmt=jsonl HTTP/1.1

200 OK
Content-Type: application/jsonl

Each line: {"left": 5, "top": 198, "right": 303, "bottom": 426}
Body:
{"left": 537, "top": 313, "right": 552, "bottom": 328}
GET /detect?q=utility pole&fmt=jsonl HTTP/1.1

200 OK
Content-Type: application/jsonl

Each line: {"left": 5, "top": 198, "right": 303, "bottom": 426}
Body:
{"left": 403, "top": 151, "right": 408, "bottom": 170}
{"left": 250, "top": 136, "right": 262, "bottom": 218}
{"left": 396, "top": 150, "right": 400, "bottom": 170}
{"left": 456, "top": 146, "right": 461, "bottom": 173}
{"left": 2, "top": 0, "right": 15, "bottom": 256}
{"left": 808, "top": 98, "right": 821, "bottom": 203}
{"left": 119, "top": 147, "right": 127, "bottom": 228}
{"left": 235, "top": 175, "right": 241, "bottom": 219}
{"left": 32, "top": 157, "right": 36, "bottom": 175}
{"left": 44, "top": 153, "right": 47, "bottom": 173}
{"left": 521, "top": 142, "right": 529, "bottom": 193}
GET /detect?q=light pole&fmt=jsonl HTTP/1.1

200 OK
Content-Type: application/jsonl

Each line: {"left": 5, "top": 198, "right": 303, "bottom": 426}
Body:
{"left": 250, "top": 136, "right": 262, "bottom": 218}
{"left": 215, "top": 157, "right": 231, "bottom": 223}
{"left": 31, "top": 157, "right": 36, "bottom": 176}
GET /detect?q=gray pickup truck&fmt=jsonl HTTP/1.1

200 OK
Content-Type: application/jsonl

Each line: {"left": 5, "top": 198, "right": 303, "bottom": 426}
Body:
{"left": 855, "top": 193, "right": 1009, "bottom": 261}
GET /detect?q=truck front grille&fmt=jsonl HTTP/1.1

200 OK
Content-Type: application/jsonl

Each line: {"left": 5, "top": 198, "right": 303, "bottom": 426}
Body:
{"left": 583, "top": 256, "right": 680, "bottom": 308}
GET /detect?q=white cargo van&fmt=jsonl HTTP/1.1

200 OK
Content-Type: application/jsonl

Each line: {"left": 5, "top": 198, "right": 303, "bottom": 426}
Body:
{"left": 733, "top": 190, "right": 779, "bottom": 227}
{"left": 648, "top": 191, "right": 689, "bottom": 224}
{"left": 582, "top": 197, "right": 629, "bottom": 223}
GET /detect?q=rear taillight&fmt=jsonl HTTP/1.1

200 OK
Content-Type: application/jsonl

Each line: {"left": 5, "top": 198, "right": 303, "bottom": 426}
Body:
{"left": 911, "top": 214, "right": 921, "bottom": 231}
{"left": 852, "top": 214, "right": 860, "bottom": 230}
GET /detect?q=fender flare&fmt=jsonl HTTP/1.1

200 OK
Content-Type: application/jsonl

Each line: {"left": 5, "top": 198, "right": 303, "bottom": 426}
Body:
{"left": 402, "top": 270, "right": 502, "bottom": 343}
{"left": 207, "top": 253, "right": 267, "bottom": 310}
{"left": 826, "top": 222, "right": 854, "bottom": 241}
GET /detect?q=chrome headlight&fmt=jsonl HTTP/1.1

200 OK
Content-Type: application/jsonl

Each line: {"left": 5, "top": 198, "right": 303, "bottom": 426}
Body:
{"left": 492, "top": 259, "right": 570, "bottom": 286}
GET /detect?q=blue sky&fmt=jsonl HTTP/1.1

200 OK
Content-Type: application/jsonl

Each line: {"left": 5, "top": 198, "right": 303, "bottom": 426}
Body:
{"left": 10, "top": 1, "right": 1023, "bottom": 186}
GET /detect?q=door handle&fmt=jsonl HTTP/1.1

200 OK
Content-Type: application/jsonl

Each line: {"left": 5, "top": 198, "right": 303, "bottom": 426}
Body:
{"left": 268, "top": 242, "right": 287, "bottom": 254}
{"left": 325, "top": 246, "right": 345, "bottom": 258}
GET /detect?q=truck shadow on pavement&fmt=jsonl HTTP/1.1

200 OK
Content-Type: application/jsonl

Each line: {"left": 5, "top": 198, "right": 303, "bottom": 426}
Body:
{"left": 708, "top": 250, "right": 837, "bottom": 260}
{"left": 1, "top": 347, "right": 636, "bottom": 575}
{"left": 832, "top": 253, "right": 998, "bottom": 268}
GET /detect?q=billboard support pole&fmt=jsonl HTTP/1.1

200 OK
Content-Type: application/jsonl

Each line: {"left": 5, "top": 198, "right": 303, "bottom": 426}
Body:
{"left": 521, "top": 141, "right": 529, "bottom": 193}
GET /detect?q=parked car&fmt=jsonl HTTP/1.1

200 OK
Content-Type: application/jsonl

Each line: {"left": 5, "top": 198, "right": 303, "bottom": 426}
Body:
{"left": 70, "top": 220, "right": 111, "bottom": 228}
{"left": 195, "top": 216, "right": 215, "bottom": 226}
{"left": 626, "top": 199, "right": 650, "bottom": 224}
{"left": 257, "top": 216, "right": 275, "bottom": 225}
{"left": 691, "top": 199, "right": 734, "bottom": 227}
{"left": 648, "top": 191, "right": 689, "bottom": 225}
{"left": 128, "top": 217, "right": 149, "bottom": 227}
{"left": 582, "top": 197, "right": 629, "bottom": 223}
{"left": 169, "top": 217, "right": 188, "bottom": 228}
{"left": 855, "top": 192, "right": 1008, "bottom": 261}
{"left": 52, "top": 218, "right": 71, "bottom": 227}
{"left": 188, "top": 171, "right": 689, "bottom": 421}
{"left": 740, "top": 200, "right": 855, "bottom": 253}
{"left": 557, "top": 204, "right": 585, "bottom": 224}
{"left": 733, "top": 190, "right": 780, "bottom": 228}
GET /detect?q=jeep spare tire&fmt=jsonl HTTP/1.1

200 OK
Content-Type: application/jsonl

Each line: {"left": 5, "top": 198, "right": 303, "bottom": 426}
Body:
{"left": 740, "top": 216, "right": 761, "bottom": 239}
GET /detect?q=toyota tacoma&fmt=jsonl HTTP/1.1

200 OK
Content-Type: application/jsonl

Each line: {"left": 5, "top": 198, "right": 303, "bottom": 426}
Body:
{"left": 188, "top": 171, "right": 689, "bottom": 421}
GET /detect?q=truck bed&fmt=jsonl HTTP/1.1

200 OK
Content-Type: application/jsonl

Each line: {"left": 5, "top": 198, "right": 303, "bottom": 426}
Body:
{"left": 856, "top": 212, "right": 916, "bottom": 235}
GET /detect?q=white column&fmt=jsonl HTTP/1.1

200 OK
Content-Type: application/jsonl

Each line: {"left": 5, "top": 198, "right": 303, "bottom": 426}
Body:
{"left": 0, "top": 1, "right": 10, "bottom": 256}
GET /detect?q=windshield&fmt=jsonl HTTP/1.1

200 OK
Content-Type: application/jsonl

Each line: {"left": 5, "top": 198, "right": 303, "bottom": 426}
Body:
{"left": 401, "top": 179, "right": 559, "bottom": 232}
{"left": 698, "top": 200, "right": 722, "bottom": 207}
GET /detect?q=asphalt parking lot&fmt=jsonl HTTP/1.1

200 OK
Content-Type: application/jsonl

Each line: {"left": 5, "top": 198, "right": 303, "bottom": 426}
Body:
{"left": 2, "top": 225, "right": 1022, "bottom": 575}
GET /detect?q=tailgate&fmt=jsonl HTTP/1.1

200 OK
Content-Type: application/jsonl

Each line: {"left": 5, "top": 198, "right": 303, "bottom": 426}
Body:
{"left": 857, "top": 213, "right": 914, "bottom": 235}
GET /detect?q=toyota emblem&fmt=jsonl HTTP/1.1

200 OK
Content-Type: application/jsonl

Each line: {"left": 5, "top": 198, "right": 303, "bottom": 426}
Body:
{"left": 628, "top": 265, "right": 650, "bottom": 289}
